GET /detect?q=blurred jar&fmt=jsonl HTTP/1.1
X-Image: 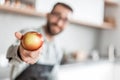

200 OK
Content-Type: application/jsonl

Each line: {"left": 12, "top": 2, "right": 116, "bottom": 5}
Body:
{"left": 108, "top": 44, "right": 115, "bottom": 62}
{"left": 72, "top": 51, "right": 88, "bottom": 62}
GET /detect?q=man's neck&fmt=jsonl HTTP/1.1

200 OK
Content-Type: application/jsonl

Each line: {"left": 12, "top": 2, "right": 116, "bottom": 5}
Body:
{"left": 44, "top": 26, "right": 54, "bottom": 41}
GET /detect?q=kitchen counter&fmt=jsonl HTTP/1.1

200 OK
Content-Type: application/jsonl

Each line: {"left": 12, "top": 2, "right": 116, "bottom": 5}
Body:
{"left": 61, "top": 58, "right": 120, "bottom": 66}
{"left": 58, "top": 60, "right": 120, "bottom": 80}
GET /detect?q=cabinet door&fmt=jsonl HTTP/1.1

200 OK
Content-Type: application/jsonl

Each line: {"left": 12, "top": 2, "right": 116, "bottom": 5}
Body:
{"left": 35, "top": 0, "right": 104, "bottom": 25}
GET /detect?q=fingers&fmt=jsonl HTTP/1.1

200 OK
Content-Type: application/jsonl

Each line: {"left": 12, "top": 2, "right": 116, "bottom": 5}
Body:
{"left": 15, "top": 32, "right": 23, "bottom": 40}
{"left": 20, "top": 46, "right": 40, "bottom": 64}
{"left": 23, "top": 54, "right": 40, "bottom": 64}
{"left": 28, "top": 46, "right": 42, "bottom": 58}
{"left": 19, "top": 40, "right": 42, "bottom": 64}
{"left": 27, "top": 52, "right": 40, "bottom": 64}
{"left": 37, "top": 46, "right": 43, "bottom": 52}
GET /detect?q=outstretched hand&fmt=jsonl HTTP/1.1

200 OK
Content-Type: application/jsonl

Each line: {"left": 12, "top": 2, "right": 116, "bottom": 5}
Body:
{"left": 15, "top": 32, "right": 42, "bottom": 64}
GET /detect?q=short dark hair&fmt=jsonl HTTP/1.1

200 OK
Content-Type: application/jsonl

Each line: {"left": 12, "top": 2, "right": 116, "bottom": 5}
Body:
{"left": 52, "top": 2, "right": 73, "bottom": 12}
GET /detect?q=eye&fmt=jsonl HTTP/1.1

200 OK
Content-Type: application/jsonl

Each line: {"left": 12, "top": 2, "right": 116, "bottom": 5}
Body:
{"left": 51, "top": 12, "right": 69, "bottom": 23}
{"left": 62, "top": 18, "right": 68, "bottom": 22}
{"left": 51, "top": 12, "right": 60, "bottom": 18}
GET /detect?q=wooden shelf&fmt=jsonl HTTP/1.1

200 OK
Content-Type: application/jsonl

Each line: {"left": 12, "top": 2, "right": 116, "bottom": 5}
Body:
{"left": 105, "top": 0, "right": 118, "bottom": 6}
{"left": 0, "top": 5, "right": 115, "bottom": 29}
{"left": 0, "top": 5, "right": 46, "bottom": 17}
{"left": 69, "top": 19, "right": 115, "bottom": 29}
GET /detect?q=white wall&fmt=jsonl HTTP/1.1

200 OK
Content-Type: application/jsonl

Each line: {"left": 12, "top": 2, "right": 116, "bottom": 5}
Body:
{"left": 56, "top": 24, "right": 99, "bottom": 53}
{"left": 98, "top": 2, "right": 120, "bottom": 57}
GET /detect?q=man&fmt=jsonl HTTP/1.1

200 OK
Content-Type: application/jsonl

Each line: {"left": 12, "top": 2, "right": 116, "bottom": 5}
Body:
{"left": 7, "top": 2, "right": 73, "bottom": 80}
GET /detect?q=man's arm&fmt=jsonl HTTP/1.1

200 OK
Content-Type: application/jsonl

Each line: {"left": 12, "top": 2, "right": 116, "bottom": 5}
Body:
{"left": 6, "top": 28, "right": 43, "bottom": 65}
{"left": 6, "top": 44, "right": 23, "bottom": 65}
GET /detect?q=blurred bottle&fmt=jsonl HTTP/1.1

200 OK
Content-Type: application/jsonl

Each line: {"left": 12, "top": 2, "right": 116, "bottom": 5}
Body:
{"left": 91, "top": 50, "right": 99, "bottom": 61}
{"left": 11, "top": 0, "right": 21, "bottom": 8}
{"left": 108, "top": 44, "right": 115, "bottom": 62}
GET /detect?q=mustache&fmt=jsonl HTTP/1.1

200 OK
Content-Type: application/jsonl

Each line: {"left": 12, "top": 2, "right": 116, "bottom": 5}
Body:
{"left": 51, "top": 23, "right": 58, "bottom": 26}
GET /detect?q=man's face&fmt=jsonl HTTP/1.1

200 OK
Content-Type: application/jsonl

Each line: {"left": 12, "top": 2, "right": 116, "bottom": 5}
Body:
{"left": 47, "top": 5, "right": 72, "bottom": 35}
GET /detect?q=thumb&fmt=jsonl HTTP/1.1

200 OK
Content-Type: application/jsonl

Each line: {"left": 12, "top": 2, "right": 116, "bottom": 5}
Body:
{"left": 15, "top": 32, "right": 23, "bottom": 40}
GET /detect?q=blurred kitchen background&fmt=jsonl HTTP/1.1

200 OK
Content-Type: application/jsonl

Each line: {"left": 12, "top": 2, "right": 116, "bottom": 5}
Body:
{"left": 0, "top": 0, "right": 120, "bottom": 80}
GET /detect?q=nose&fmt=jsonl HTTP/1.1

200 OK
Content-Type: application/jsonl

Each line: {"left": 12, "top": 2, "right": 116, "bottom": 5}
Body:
{"left": 57, "top": 19, "right": 64, "bottom": 26}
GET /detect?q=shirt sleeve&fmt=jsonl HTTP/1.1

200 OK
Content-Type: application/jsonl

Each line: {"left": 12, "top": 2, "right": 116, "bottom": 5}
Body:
{"left": 6, "top": 44, "right": 23, "bottom": 65}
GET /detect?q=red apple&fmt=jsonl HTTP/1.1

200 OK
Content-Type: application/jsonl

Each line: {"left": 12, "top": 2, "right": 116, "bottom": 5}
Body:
{"left": 21, "top": 31, "right": 44, "bottom": 51}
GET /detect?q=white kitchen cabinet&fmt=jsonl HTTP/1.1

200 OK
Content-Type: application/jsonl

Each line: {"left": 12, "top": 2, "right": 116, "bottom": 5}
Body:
{"left": 35, "top": 0, "right": 104, "bottom": 25}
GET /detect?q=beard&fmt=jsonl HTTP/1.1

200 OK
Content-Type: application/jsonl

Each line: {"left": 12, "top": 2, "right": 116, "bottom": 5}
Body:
{"left": 46, "top": 21, "right": 62, "bottom": 36}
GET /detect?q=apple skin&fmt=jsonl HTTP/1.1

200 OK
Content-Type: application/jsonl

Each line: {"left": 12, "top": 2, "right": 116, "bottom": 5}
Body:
{"left": 21, "top": 31, "right": 44, "bottom": 51}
